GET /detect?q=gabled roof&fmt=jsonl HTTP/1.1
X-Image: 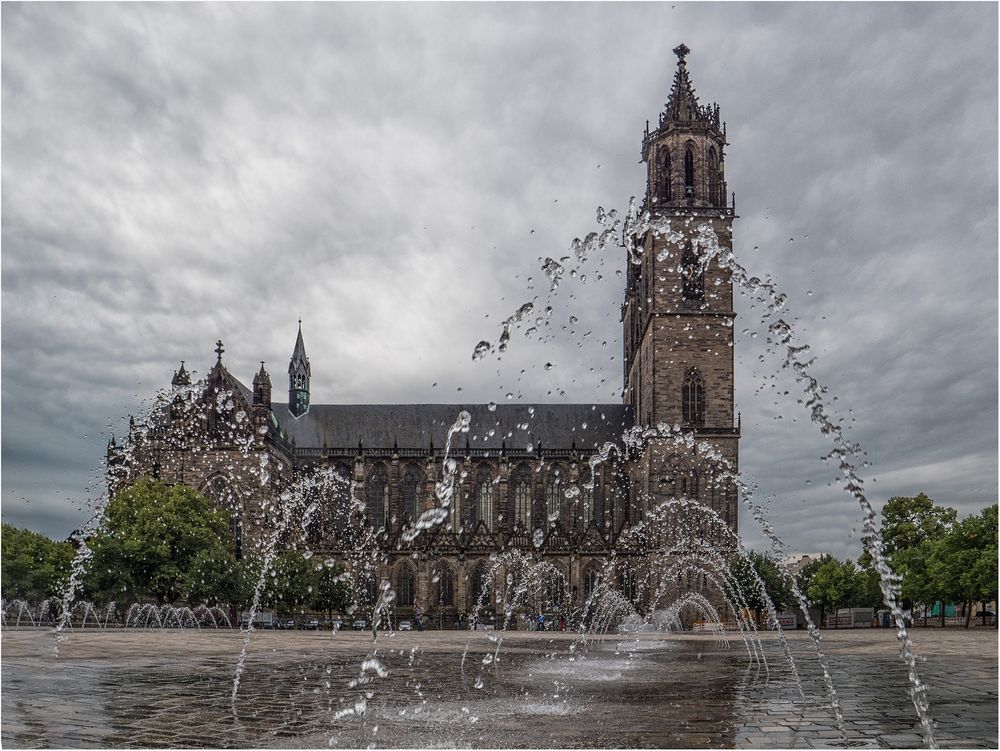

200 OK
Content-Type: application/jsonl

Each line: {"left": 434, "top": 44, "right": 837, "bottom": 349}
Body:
{"left": 269, "top": 402, "right": 633, "bottom": 450}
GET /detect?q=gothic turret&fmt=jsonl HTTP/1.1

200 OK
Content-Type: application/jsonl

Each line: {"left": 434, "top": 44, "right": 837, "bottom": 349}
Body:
{"left": 171, "top": 361, "right": 191, "bottom": 387}
{"left": 253, "top": 362, "right": 272, "bottom": 406}
{"left": 288, "top": 321, "right": 310, "bottom": 417}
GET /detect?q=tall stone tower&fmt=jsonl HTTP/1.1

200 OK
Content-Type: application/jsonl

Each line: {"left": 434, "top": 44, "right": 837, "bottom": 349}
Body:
{"left": 623, "top": 44, "right": 739, "bottom": 534}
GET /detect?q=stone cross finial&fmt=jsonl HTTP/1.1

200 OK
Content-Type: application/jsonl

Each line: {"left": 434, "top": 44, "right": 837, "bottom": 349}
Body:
{"left": 215, "top": 339, "right": 225, "bottom": 361}
{"left": 673, "top": 43, "right": 690, "bottom": 63}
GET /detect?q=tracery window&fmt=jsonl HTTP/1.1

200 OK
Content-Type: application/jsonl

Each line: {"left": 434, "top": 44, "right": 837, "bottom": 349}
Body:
{"left": 619, "top": 568, "right": 638, "bottom": 602}
{"left": 402, "top": 464, "right": 422, "bottom": 521}
{"left": 368, "top": 464, "right": 389, "bottom": 530}
{"left": 684, "top": 147, "right": 695, "bottom": 195}
{"left": 682, "top": 368, "right": 705, "bottom": 426}
{"left": 475, "top": 467, "right": 495, "bottom": 531}
{"left": 657, "top": 147, "right": 672, "bottom": 202}
{"left": 433, "top": 564, "right": 454, "bottom": 606}
{"left": 545, "top": 469, "right": 563, "bottom": 522}
{"left": 583, "top": 564, "right": 601, "bottom": 600}
{"left": 512, "top": 464, "right": 533, "bottom": 530}
{"left": 395, "top": 564, "right": 415, "bottom": 607}
{"left": 545, "top": 570, "right": 566, "bottom": 610}
{"left": 470, "top": 560, "right": 490, "bottom": 610}
{"left": 708, "top": 146, "right": 719, "bottom": 206}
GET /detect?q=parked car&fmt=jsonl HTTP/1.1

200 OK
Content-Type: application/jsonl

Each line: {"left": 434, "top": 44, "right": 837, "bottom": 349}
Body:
{"left": 282, "top": 619, "right": 295, "bottom": 630}
{"left": 352, "top": 618, "right": 368, "bottom": 631}
{"left": 330, "top": 619, "right": 344, "bottom": 631}
{"left": 398, "top": 620, "right": 412, "bottom": 631}
{"left": 305, "top": 619, "right": 320, "bottom": 630}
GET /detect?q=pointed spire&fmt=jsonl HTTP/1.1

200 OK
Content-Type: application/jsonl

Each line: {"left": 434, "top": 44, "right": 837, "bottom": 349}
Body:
{"left": 215, "top": 340, "right": 225, "bottom": 363}
{"left": 171, "top": 361, "right": 191, "bottom": 387}
{"left": 663, "top": 43, "right": 703, "bottom": 124}
{"left": 288, "top": 320, "right": 311, "bottom": 417}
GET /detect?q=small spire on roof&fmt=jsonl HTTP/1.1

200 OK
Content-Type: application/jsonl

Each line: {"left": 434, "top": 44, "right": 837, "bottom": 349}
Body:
{"left": 215, "top": 340, "right": 225, "bottom": 362}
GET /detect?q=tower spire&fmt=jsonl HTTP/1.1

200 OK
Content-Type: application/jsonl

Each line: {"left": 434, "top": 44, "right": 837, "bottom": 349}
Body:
{"left": 663, "top": 43, "right": 704, "bottom": 124}
{"left": 288, "top": 321, "right": 311, "bottom": 417}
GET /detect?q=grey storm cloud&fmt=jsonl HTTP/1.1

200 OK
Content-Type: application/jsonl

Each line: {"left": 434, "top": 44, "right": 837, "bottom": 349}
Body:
{"left": 2, "top": 2, "right": 996, "bottom": 559}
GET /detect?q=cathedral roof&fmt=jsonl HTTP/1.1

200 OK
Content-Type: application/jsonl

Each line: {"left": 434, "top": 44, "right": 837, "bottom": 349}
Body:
{"left": 269, "top": 402, "right": 633, "bottom": 452}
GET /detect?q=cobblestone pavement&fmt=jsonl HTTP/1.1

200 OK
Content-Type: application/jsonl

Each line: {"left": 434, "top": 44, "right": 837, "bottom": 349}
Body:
{"left": 1, "top": 628, "right": 996, "bottom": 748}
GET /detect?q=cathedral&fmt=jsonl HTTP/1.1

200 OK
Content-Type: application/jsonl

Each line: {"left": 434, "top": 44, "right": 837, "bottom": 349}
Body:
{"left": 110, "top": 46, "right": 740, "bottom": 627}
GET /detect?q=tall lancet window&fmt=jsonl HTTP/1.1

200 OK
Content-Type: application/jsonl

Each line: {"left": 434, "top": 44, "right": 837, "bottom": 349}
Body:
{"left": 368, "top": 464, "right": 389, "bottom": 530}
{"left": 402, "top": 465, "right": 422, "bottom": 521}
{"left": 682, "top": 368, "right": 705, "bottom": 426}
{"left": 708, "top": 147, "right": 719, "bottom": 206}
{"left": 512, "top": 464, "right": 533, "bottom": 530}
{"left": 681, "top": 243, "right": 704, "bottom": 301}
{"left": 657, "top": 147, "right": 672, "bottom": 202}
{"left": 684, "top": 147, "right": 695, "bottom": 196}
{"left": 475, "top": 467, "right": 495, "bottom": 531}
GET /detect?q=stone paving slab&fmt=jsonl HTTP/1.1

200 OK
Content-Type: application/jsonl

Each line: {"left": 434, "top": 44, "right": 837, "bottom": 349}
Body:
{"left": 0, "top": 628, "right": 996, "bottom": 748}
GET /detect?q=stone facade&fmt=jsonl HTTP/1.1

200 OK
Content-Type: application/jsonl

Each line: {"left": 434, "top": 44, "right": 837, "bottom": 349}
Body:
{"left": 110, "top": 45, "right": 740, "bottom": 628}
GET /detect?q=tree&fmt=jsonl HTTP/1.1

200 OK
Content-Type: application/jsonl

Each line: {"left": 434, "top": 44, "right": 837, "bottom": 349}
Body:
{"left": 311, "top": 560, "right": 354, "bottom": 621}
{"left": 881, "top": 493, "right": 956, "bottom": 555}
{"left": 1, "top": 524, "right": 75, "bottom": 602}
{"left": 84, "top": 479, "right": 236, "bottom": 605}
{"left": 728, "top": 552, "right": 792, "bottom": 626}
{"left": 929, "top": 504, "right": 998, "bottom": 627}
{"left": 184, "top": 548, "right": 241, "bottom": 610}
{"left": 268, "top": 549, "right": 313, "bottom": 615}
{"left": 805, "top": 557, "right": 857, "bottom": 627}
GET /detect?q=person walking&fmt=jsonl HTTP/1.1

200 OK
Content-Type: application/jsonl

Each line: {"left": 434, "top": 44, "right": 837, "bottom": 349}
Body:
{"left": 414, "top": 603, "right": 424, "bottom": 632}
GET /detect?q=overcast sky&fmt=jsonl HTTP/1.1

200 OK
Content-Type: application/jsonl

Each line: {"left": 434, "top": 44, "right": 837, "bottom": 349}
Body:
{"left": 2, "top": 2, "right": 996, "bottom": 558}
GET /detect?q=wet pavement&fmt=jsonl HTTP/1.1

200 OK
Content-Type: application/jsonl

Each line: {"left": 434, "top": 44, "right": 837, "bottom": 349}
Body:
{"left": 1, "top": 628, "right": 996, "bottom": 748}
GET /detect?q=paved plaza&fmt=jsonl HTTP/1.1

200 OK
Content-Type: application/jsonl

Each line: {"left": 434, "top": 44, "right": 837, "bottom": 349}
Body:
{"left": 1, "top": 627, "right": 996, "bottom": 748}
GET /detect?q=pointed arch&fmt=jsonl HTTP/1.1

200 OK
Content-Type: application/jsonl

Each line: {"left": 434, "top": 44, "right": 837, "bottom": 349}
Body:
{"left": 511, "top": 463, "right": 533, "bottom": 530}
{"left": 582, "top": 560, "right": 602, "bottom": 600}
{"left": 432, "top": 560, "right": 455, "bottom": 607}
{"left": 684, "top": 146, "right": 695, "bottom": 196}
{"left": 393, "top": 560, "right": 416, "bottom": 607}
{"left": 545, "top": 466, "right": 564, "bottom": 523}
{"left": 367, "top": 463, "right": 389, "bottom": 530}
{"left": 707, "top": 146, "right": 720, "bottom": 206}
{"left": 402, "top": 463, "right": 423, "bottom": 521}
{"left": 474, "top": 465, "right": 496, "bottom": 531}
{"left": 657, "top": 146, "right": 672, "bottom": 202}
{"left": 682, "top": 368, "right": 705, "bottom": 426}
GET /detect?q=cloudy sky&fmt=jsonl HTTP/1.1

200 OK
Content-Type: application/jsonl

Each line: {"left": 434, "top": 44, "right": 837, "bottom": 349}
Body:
{"left": 2, "top": 2, "right": 996, "bottom": 558}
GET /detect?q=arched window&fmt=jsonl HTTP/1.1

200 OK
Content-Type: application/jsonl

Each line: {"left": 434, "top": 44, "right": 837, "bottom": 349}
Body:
{"left": 682, "top": 368, "right": 705, "bottom": 426}
{"left": 475, "top": 467, "right": 495, "bottom": 531}
{"left": 395, "top": 564, "right": 415, "bottom": 607}
{"left": 433, "top": 564, "right": 454, "bottom": 606}
{"left": 470, "top": 560, "right": 491, "bottom": 610}
{"left": 512, "top": 464, "right": 533, "bottom": 530}
{"left": 368, "top": 464, "right": 389, "bottom": 530}
{"left": 684, "top": 147, "right": 695, "bottom": 196}
{"left": 681, "top": 243, "right": 704, "bottom": 301}
{"left": 657, "top": 147, "right": 672, "bottom": 201}
{"left": 402, "top": 464, "right": 422, "bottom": 521}
{"left": 545, "top": 569, "right": 566, "bottom": 610}
{"left": 619, "top": 568, "right": 638, "bottom": 602}
{"left": 545, "top": 468, "right": 563, "bottom": 522}
{"left": 707, "top": 147, "right": 719, "bottom": 206}
{"left": 583, "top": 563, "right": 601, "bottom": 600}
{"left": 332, "top": 464, "right": 352, "bottom": 539}
{"left": 577, "top": 467, "right": 596, "bottom": 530}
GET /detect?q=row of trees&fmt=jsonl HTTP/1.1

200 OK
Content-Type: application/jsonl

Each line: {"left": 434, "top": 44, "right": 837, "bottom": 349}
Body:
{"left": 3, "top": 480, "right": 353, "bottom": 618}
{"left": 732, "top": 494, "right": 997, "bottom": 628}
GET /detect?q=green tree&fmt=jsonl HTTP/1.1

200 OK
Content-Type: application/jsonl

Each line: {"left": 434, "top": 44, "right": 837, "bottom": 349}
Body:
{"left": 929, "top": 504, "right": 998, "bottom": 627}
{"left": 805, "top": 556, "right": 858, "bottom": 627}
{"left": 1, "top": 524, "right": 75, "bottom": 602}
{"left": 268, "top": 549, "right": 313, "bottom": 615}
{"left": 311, "top": 561, "right": 354, "bottom": 621}
{"left": 84, "top": 479, "right": 236, "bottom": 605}
{"left": 728, "top": 552, "right": 792, "bottom": 626}
{"left": 881, "top": 493, "right": 956, "bottom": 555}
{"left": 184, "top": 548, "right": 241, "bottom": 610}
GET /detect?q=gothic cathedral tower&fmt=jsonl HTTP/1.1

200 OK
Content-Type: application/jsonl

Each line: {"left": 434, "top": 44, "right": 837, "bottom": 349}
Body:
{"left": 623, "top": 44, "right": 739, "bottom": 534}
